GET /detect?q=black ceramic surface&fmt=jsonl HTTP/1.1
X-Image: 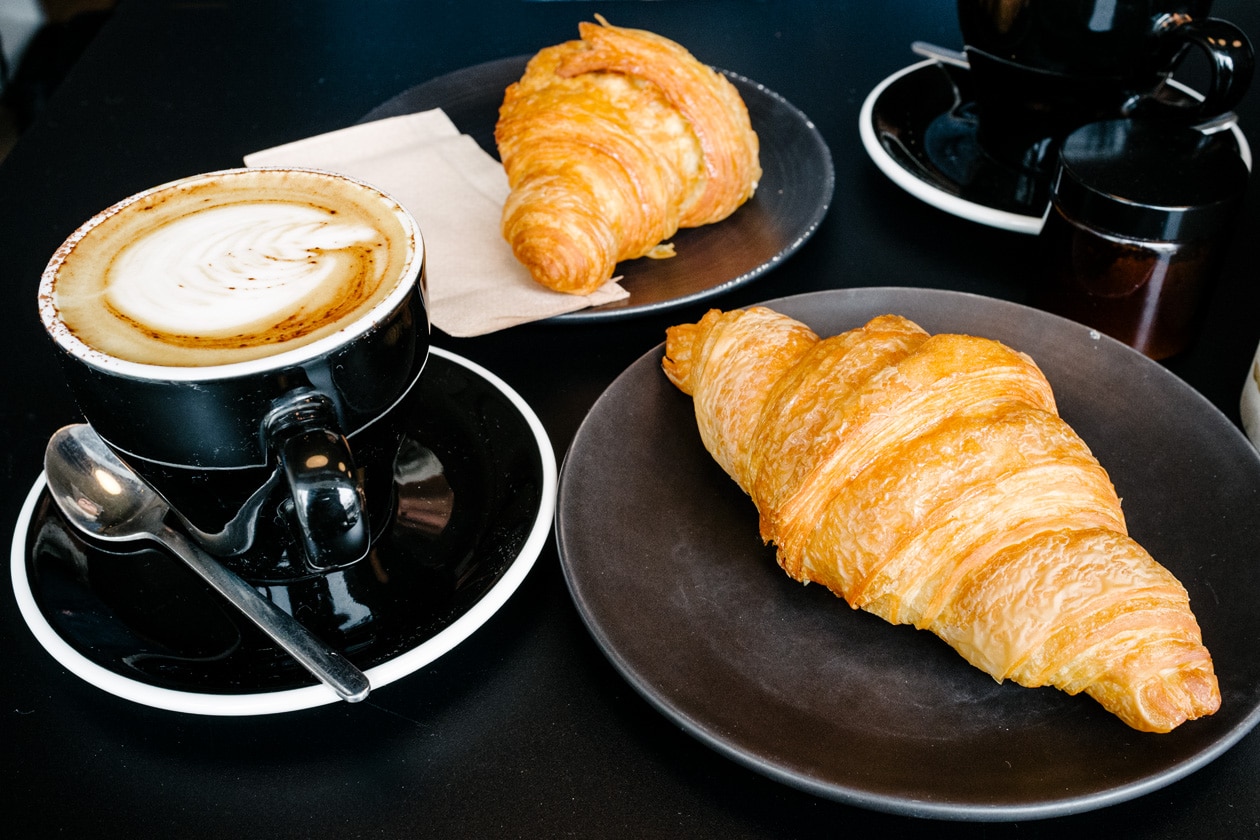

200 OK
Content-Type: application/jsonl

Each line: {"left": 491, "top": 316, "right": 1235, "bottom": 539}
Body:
{"left": 361, "top": 56, "right": 834, "bottom": 321}
{"left": 860, "top": 60, "right": 1248, "bottom": 235}
{"left": 14, "top": 349, "right": 552, "bottom": 714}
{"left": 863, "top": 60, "right": 1056, "bottom": 231}
{"left": 555, "top": 287, "right": 1260, "bottom": 821}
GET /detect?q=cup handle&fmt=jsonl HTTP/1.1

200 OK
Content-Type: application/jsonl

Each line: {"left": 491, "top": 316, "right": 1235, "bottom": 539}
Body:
{"left": 266, "top": 390, "right": 370, "bottom": 570}
{"left": 1151, "top": 16, "right": 1254, "bottom": 121}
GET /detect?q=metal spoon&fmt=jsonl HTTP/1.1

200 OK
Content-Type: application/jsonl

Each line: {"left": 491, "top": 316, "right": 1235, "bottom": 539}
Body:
{"left": 911, "top": 40, "right": 970, "bottom": 69}
{"left": 43, "top": 424, "right": 371, "bottom": 704}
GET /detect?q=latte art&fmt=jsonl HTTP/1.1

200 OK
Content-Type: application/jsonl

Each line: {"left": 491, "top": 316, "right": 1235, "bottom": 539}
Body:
{"left": 108, "top": 204, "right": 385, "bottom": 339}
{"left": 44, "top": 168, "right": 416, "bottom": 368}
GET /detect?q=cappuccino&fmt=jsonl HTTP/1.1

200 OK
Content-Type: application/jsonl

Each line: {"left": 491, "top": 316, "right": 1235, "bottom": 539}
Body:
{"left": 42, "top": 168, "right": 416, "bottom": 368}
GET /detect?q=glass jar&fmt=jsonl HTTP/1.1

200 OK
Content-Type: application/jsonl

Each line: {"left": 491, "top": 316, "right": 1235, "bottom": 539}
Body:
{"left": 1036, "top": 118, "right": 1248, "bottom": 360}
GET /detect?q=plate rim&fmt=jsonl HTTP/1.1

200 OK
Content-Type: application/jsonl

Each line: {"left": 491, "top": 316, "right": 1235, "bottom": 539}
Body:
{"left": 11, "top": 346, "right": 557, "bottom": 717}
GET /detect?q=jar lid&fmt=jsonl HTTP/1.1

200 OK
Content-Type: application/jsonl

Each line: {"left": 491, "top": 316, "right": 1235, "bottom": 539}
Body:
{"left": 1052, "top": 118, "right": 1249, "bottom": 241}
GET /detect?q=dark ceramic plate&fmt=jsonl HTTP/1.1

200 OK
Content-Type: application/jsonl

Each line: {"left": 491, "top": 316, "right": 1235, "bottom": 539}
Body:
{"left": 555, "top": 287, "right": 1260, "bottom": 820}
{"left": 12, "top": 348, "right": 555, "bottom": 716}
{"left": 859, "top": 60, "right": 1252, "bottom": 235}
{"left": 361, "top": 55, "right": 833, "bottom": 321}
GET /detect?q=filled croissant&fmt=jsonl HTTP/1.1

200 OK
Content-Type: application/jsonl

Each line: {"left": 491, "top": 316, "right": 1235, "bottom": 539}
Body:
{"left": 495, "top": 17, "right": 761, "bottom": 295}
{"left": 662, "top": 306, "right": 1220, "bottom": 733}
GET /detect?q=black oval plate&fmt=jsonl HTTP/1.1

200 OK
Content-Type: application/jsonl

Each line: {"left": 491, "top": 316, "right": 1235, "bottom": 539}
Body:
{"left": 555, "top": 287, "right": 1260, "bottom": 820}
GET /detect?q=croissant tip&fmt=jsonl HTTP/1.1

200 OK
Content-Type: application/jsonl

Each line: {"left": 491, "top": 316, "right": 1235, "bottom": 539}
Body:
{"left": 1107, "top": 661, "right": 1222, "bottom": 733}
{"left": 663, "top": 309, "right": 730, "bottom": 394}
{"left": 662, "top": 325, "right": 698, "bottom": 393}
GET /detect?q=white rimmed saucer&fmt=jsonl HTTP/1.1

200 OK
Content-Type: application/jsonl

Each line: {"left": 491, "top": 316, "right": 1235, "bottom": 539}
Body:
{"left": 11, "top": 347, "right": 556, "bottom": 716}
{"left": 860, "top": 59, "right": 1253, "bottom": 235}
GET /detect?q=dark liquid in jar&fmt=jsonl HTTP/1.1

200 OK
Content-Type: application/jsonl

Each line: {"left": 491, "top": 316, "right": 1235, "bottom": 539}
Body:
{"left": 1036, "top": 205, "right": 1221, "bottom": 360}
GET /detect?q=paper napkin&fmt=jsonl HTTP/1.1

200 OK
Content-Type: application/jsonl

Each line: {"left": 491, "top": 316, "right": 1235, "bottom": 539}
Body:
{"left": 244, "top": 110, "right": 628, "bottom": 337}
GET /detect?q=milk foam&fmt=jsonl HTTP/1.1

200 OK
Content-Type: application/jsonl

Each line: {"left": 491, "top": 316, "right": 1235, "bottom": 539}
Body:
{"left": 107, "top": 204, "right": 382, "bottom": 336}
{"left": 43, "top": 168, "right": 417, "bottom": 369}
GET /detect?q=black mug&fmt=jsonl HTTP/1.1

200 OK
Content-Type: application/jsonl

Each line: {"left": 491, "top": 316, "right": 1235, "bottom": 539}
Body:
{"left": 957, "top": 0, "right": 1254, "bottom": 171}
{"left": 39, "top": 168, "right": 428, "bottom": 583}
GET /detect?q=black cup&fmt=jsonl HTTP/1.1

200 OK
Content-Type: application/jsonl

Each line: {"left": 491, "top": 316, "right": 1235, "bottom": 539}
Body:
{"left": 38, "top": 168, "right": 428, "bottom": 583}
{"left": 957, "top": 0, "right": 1254, "bottom": 172}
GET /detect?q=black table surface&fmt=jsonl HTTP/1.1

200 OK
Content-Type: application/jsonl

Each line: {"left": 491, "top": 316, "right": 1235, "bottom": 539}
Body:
{"left": 3, "top": 1, "right": 1258, "bottom": 836}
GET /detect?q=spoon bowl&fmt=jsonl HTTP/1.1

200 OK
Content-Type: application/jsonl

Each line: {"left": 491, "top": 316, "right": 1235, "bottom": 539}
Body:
{"left": 49, "top": 432, "right": 170, "bottom": 541}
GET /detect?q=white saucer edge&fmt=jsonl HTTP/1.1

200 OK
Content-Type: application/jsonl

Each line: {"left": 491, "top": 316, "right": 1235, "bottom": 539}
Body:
{"left": 9, "top": 345, "right": 557, "bottom": 717}
{"left": 859, "top": 59, "right": 1253, "bottom": 236}
{"left": 363, "top": 346, "right": 558, "bottom": 689}
{"left": 858, "top": 59, "right": 1046, "bottom": 235}
{"left": 12, "top": 474, "right": 290, "bottom": 715}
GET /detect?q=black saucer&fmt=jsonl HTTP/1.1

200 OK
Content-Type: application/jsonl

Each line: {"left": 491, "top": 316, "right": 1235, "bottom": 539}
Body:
{"left": 10, "top": 348, "right": 555, "bottom": 715}
{"left": 860, "top": 60, "right": 1253, "bottom": 235}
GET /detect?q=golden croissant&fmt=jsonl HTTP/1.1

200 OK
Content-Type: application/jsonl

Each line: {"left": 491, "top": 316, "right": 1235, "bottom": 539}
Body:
{"left": 495, "top": 17, "right": 761, "bottom": 295}
{"left": 662, "top": 306, "right": 1219, "bottom": 733}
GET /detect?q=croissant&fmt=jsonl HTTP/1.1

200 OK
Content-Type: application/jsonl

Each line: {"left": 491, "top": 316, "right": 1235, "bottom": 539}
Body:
{"left": 494, "top": 17, "right": 761, "bottom": 295}
{"left": 662, "top": 306, "right": 1220, "bottom": 733}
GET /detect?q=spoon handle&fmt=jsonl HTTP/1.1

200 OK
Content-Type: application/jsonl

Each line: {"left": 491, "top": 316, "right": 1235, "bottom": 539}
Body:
{"left": 910, "top": 40, "right": 970, "bottom": 69}
{"left": 157, "top": 524, "right": 371, "bottom": 703}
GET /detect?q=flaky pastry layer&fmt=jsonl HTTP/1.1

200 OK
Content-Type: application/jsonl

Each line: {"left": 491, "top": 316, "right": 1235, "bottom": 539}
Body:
{"left": 663, "top": 306, "right": 1220, "bottom": 733}
{"left": 496, "top": 17, "right": 760, "bottom": 294}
